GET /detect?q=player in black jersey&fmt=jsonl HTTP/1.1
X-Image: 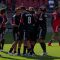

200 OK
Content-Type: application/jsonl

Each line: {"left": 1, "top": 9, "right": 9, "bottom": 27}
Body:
{"left": 8, "top": 7, "right": 22, "bottom": 55}
{"left": 28, "top": 7, "right": 37, "bottom": 55}
{"left": 21, "top": 7, "right": 35, "bottom": 55}
{"left": 37, "top": 7, "right": 47, "bottom": 56}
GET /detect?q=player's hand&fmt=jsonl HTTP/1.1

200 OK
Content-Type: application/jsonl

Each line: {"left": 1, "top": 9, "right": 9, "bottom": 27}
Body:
{"left": 12, "top": 24, "right": 18, "bottom": 27}
{"left": 12, "top": 24, "right": 15, "bottom": 26}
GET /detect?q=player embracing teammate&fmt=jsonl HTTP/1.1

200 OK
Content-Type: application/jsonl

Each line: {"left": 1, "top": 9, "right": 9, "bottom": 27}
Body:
{"left": 8, "top": 7, "right": 24, "bottom": 56}
{"left": 19, "top": 6, "right": 47, "bottom": 56}
{"left": 8, "top": 6, "right": 48, "bottom": 56}
{"left": 35, "top": 6, "right": 47, "bottom": 56}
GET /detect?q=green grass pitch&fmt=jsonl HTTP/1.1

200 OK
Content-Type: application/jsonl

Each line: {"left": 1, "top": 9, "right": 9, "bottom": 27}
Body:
{"left": 0, "top": 43, "right": 60, "bottom": 60}
{"left": 0, "top": 33, "right": 60, "bottom": 60}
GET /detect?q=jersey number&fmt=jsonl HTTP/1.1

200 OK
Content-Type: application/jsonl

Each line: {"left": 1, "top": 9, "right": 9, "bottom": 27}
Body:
{"left": 28, "top": 17, "right": 31, "bottom": 24}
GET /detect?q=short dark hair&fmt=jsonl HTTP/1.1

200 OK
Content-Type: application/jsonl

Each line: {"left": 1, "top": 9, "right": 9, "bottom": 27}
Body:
{"left": 20, "top": 6, "right": 26, "bottom": 10}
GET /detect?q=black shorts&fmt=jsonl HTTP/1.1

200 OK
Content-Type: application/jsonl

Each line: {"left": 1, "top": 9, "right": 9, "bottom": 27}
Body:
{"left": 39, "top": 23, "right": 47, "bottom": 40}
{"left": 32, "top": 30, "right": 38, "bottom": 42}
{"left": 34, "top": 26, "right": 40, "bottom": 40}
{"left": 12, "top": 27, "right": 18, "bottom": 41}
{"left": 24, "top": 30, "right": 34, "bottom": 41}
{"left": 18, "top": 30, "right": 24, "bottom": 40}
{"left": 13, "top": 27, "right": 18, "bottom": 33}
{"left": 0, "top": 28, "right": 3, "bottom": 34}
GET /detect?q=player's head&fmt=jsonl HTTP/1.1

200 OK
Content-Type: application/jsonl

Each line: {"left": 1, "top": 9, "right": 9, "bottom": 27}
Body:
{"left": 29, "top": 7, "right": 34, "bottom": 11}
{"left": 55, "top": 7, "right": 60, "bottom": 13}
{"left": 38, "top": 7, "right": 42, "bottom": 14}
{"left": 20, "top": 6, "right": 26, "bottom": 12}
{"left": 28, "top": 7, "right": 35, "bottom": 14}
{"left": 39, "top": 5, "right": 46, "bottom": 12}
{"left": 15, "top": 7, "right": 21, "bottom": 15}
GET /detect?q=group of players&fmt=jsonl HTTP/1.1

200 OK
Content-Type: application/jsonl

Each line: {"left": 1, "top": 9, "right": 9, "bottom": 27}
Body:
{"left": 0, "top": 6, "right": 60, "bottom": 56}
{"left": 8, "top": 6, "right": 47, "bottom": 56}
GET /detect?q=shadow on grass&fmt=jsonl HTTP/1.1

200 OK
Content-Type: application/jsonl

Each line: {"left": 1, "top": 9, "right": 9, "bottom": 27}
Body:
{"left": 2, "top": 51, "right": 8, "bottom": 54}
{"left": 1, "top": 51, "right": 60, "bottom": 60}
{"left": 0, "top": 54, "right": 25, "bottom": 60}
{"left": 21, "top": 55, "right": 60, "bottom": 60}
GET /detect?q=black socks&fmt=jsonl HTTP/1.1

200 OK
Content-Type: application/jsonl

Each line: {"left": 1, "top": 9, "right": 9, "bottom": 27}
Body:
{"left": 40, "top": 42, "right": 46, "bottom": 52}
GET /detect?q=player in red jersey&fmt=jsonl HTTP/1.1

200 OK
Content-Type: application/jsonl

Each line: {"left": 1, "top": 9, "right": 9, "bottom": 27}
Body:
{"left": 0, "top": 9, "right": 7, "bottom": 51}
{"left": 48, "top": 8, "right": 60, "bottom": 46}
{"left": 1, "top": 9, "right": 7, "bottom": 50}
{"left": 0, "top": 10, "right": 3, "bottom": 51}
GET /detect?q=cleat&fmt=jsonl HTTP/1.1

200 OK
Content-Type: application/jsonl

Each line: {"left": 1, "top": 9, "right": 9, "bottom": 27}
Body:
{"left": 41, "top": 52, "right": 47, "bottom": 56}
{"left": 27, "top": 53, "right": 34, "bottom": 57}
{"left": 48, "top": 43, "right": 52, "bottom": 46}
{"left": 17, "top": 53, "right": 21, "bottom": 56}
{"left": 23, "top": 53, "right": 27, "bottom": 56}
{"left": 0, "top": 49, "right": 3, "bottom": 52}
{"left": 8, "top": 52, "right": 13, "bottom": 55}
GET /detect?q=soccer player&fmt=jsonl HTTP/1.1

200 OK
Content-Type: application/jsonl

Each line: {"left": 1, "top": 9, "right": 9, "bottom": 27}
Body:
{"left": 21, "top": 7, "right": 35, "bottom": 56}
{"left": 37, "top": 6, "right": 47, "bottom": 56}
{"left": 0, "top": 10, "right": 3, "bottom": 51}
{"left": 28, "top": 7, "right": 37, "bottom": 55}
{"left": 8, "top": 7, "right": 22, "bottom": 55}
{"left": 48, "top": 7, "right": 60, "bottom": 46}
{"left": 1, "top": 9, "right": 7, "bottom": 50}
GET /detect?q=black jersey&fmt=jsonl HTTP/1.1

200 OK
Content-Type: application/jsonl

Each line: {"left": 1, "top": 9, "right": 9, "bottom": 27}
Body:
{"left": 12, "top": 14, "right": 21, "bottom": 26}
{"left": 22, "top": 12, "right": 35, "bottom": 30}
{"left": 36, "top": 13, "right": 47, "bottom": 26}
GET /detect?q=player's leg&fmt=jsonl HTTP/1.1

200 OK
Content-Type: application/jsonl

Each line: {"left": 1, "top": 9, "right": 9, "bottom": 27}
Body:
{"left": 9, "top": 40, "right": 18, "bottom": 54}
{"left": 23, "top": 30, "right": 31, "bottom": 55}
{"left": 12, "top": 28, "right": 19, "bottom": 53}
{"left": 39, "top": 25, "right": 47, "bottom": 56}
{"left": 57, "top": 26, "right": 60, "bottom": 46}
{"left": 23, "top": 31, "right": 27, "bottom": 55}
{"left": 17, "top": 31, "right": 23, "bottom": 56}
{"left": 48, "top": 21, "right": 59, "bottom": 46}
{"left": 0, "top": 41, "right": 1, "bottom": 50}
{"left": 1, "top": 30, "right": 5, "bottom": 50}
{"left": 0, "top": 29, "right": 3, "bottom": 51}
{"left": 30, "top": 30, "right": 37, "bottom": 55}
{"left": 48, "top": 33, "right": 54, "bottom": 46}
{"left": 27, "top": 31, "right": 32, "bottom": 55}
{"left": 8, "top": 29, "right": 18, "bottom": 54}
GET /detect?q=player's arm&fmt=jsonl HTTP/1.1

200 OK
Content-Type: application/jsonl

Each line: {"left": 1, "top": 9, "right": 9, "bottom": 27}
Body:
{"left": 11, "top": 15, "right": 18, "bottom": 27}
{"left": 4, "top": 16, "right": 8, "bottom": 25}
{"left": 0, "top": 15, "right": 3, "bottom": 28}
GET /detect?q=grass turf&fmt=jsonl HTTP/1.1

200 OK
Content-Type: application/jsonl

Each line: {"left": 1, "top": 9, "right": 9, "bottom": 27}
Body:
{"left": 0, "top": 33, "right": 60, "bottom": 60}
{"left": 0, "top": 43, "right": 60, "bottom": 60}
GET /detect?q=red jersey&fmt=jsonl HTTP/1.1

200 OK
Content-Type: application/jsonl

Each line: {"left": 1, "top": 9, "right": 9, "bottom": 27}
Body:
{"left": 1, "top": 15, "right": 7, "bottom": 30}
{"left": 52, "top": 11, "right": 60, "bottom": 32}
